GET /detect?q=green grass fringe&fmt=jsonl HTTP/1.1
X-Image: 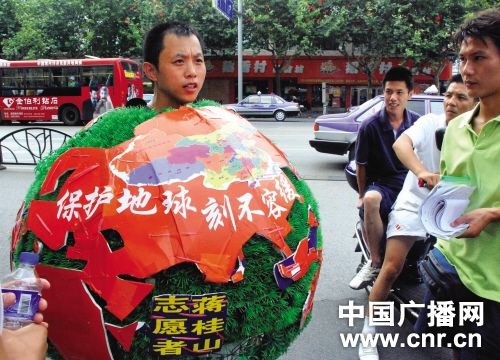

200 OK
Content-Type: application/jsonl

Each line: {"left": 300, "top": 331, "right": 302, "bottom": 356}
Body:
{"left": 13, "top": 101, "right": 322, "bottom": 359}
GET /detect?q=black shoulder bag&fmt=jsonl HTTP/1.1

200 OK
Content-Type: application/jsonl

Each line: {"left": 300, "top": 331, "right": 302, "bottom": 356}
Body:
{"left": 418, "top": 250, "right": 472, "bottom": 301}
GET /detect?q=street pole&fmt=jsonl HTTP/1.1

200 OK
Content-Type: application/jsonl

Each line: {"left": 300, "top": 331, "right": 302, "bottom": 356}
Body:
{"left": 322, "top": 82, "right": 327, "bottom": 115}
{"left": 237, "top": 0, "right": 243, "bottom": 102}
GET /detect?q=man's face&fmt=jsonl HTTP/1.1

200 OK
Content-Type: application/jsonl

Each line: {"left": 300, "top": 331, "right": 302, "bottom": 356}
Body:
{"left": 383, "top": 81, "right": 413, "bottom": 118}
{"left": 459, "top": 36, "right": 500, "bottom": 100}
{"left": 145, "top": 33, "right": 206, "bottom": 109}
{"left": 90, "top": 90, "right": 98, "bottom": 101}
{"left": 443, "top": 82, "right": 475, "bottom": 123}
{"left": 100, "top": 88, "right": 108, "bottom": 99}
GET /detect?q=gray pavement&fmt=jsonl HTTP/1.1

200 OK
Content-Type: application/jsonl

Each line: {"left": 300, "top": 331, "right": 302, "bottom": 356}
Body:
{"left": 0, "top": 168, "right": 450, "bottom": 359}
{"left": 0, "top": 166, "right": 35, "bottom": 277}
{"left": 0, "top": 120, "right": 452, "bottom": 359}
{"left": 279, "top": 180, "right": 450, "bottom": 360}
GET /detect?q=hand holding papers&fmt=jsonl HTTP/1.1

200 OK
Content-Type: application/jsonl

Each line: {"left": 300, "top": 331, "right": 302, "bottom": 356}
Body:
{"left": 420, "top": 177, "right": 475, "bottom": 240}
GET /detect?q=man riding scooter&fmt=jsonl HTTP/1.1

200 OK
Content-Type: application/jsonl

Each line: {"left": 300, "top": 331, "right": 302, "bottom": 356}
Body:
{"left": 357, "top": 75, "right": 476, "bottom": 360}
{"left": 349, "top": 66, "right": 420, "bottom": 292}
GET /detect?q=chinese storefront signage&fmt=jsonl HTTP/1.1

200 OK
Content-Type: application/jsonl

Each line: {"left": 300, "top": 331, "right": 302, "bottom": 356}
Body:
{"left": 205, "top": 57, "right": 451, "bottom": 83}
{"left": 320, "top": 60, "right": 338, "bottom": 74}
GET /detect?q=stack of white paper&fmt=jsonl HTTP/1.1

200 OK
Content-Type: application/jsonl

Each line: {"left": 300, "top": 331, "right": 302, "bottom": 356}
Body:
{"left": 419, "top": 180, "right": 475, "bottom": 240}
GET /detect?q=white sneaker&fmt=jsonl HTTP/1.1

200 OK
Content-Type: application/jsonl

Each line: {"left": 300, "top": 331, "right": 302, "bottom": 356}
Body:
{"left": 349, "top": 260, "right": 380, "bottom": 290}
{"left": 358, "top": 342, "right": 379, "bottom": 360}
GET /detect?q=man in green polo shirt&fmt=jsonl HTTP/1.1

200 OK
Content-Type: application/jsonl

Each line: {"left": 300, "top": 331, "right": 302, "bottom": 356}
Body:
{"left": 415, "top": 8, "right": 500, "bottom": 360}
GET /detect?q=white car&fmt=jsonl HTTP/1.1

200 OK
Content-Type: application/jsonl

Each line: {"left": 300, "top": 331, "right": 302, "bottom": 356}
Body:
{"left": 143, "top": 93, "right": 153, "bottom": 104}
{"left": 224, "top": 94, "right": 301, "bottom": 121}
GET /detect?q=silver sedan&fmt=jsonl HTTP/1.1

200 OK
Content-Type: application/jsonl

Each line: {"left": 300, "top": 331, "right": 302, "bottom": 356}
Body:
{"left": 224, "top": 94, "right": 301, "bottom": 121}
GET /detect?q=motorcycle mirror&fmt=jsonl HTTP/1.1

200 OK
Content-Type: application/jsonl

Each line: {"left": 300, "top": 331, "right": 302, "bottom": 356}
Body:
{"left": 435, "top": 127, "right": 446, "bottom": 151}
{"left": 344, "top": 160, "right": 359, "bottom": 193}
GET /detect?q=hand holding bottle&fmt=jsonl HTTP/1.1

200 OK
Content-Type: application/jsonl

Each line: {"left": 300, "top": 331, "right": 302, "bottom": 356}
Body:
{"left": 2, "top": 279, "right": 50, "bottom": 327}
{"left": 0, "top": 254, "right": 50, "bottom": 360}
{"left": 2, "top": 253, "right": 50, "bottom": 329}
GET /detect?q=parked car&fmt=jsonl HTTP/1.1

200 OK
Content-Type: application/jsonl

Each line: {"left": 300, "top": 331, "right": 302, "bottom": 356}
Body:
{"left": 143, "top": 93, "right": 154, "bottom": 103}
{"left": 309, "top": 94, "right": 445, "bottom": 160}
{"left": 224, "top": 94, "right": 301, "bottom": 121}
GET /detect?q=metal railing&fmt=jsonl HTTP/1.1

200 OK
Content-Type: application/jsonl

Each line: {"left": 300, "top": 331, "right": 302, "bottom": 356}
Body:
{"left": 0, "top": 127, "right": 72, "bottom": 169}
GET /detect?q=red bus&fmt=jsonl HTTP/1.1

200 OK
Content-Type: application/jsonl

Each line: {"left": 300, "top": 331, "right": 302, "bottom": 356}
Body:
{"left": 0, "top": 58, "right": 143, "bottom": 125}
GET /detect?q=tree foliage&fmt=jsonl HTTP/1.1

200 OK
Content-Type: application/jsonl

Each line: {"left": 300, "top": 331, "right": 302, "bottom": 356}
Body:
{"left": 464, "top": 0, "right": 500, "bottom": 14}
{"left": 82, "top": 0, "right": 145, "bottom": 57}
{"left": 245, "top": 0, "right": 324, "bottom": 95}
{"left": 0, "top": 0, "right": 236, "bottom": 59}
{"left": 3, "top": 0, "right": 152, "bottom": 59}
{"left": 1, "top": 0, "right": 497, "bottom": 90}
{"left": 390, "top": 0, "right": 468, "bottom": 86}
{"left": 321, "top": 0, "right": 398, "bottom": 92}
{"left": 0, "top": 0, "right": 323, "bottom": 96}
{"left": 320, "top": 0, "right": 497, "bottom": 90}
{"left": 0, "top": 0, "right": 20, "bottom": 58}
{"left": 164, "top": 0, "right": 238, "bottom": 56}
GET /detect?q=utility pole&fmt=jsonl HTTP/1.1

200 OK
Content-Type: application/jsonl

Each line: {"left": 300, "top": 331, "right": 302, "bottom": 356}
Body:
{"left": 213, "top": 0, "right": 243, "bottom": 102}
{"left": 237, "top": 0, "right": 243, "bottom": 102}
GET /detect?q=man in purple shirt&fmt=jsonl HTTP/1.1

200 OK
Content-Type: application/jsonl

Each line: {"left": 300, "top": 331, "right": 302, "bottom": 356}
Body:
{"left": 349, "top": 67, "right": 420, "bottom": 292}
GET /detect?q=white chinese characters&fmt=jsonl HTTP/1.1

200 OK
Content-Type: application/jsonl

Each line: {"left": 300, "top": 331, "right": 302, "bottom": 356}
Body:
{"left": 55, "top": 176, "right": 299, "bottom": 232}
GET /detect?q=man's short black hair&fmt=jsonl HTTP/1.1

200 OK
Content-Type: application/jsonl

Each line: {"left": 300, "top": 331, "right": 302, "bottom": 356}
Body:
{"left": 126, "top": 98, "right": 147, "bottom": 108}
{"left": 143, "top": 21, "right": 205, "bottom": 69}
{"left": 383, "top": 66, "right": 413, "bottom": 92}
{"left": 454, "top": 8, "right": 500, "bottom": 51}
{"left": 449, "top": 74, "right": 464, "bottom": 84}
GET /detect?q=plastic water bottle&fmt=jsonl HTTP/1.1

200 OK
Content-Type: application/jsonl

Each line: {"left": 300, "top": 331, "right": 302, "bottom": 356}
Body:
{"left": 1, "top": 252, "right": 42, "bottom": 329}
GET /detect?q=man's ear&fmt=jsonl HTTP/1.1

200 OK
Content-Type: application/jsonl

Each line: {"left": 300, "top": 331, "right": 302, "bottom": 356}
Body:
{"left": 143, "top": 62, "right": 158, "bottom": 82}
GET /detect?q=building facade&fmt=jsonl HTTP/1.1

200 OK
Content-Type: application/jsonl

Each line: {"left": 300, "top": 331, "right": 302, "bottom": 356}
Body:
{"left": 200, "top": 55, "right": 452, "bottom": 111}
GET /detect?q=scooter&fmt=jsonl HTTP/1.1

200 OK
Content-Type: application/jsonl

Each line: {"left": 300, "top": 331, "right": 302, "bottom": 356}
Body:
{"left": 344, "top": 126, "right": 445, "bottom": 321}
